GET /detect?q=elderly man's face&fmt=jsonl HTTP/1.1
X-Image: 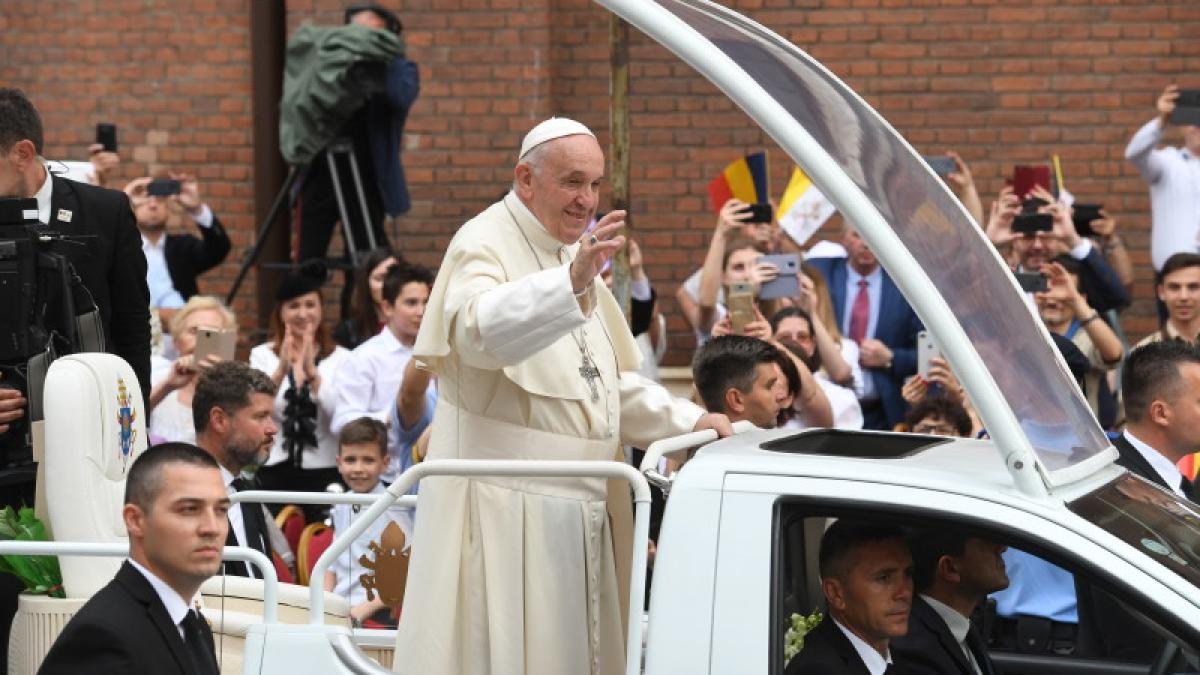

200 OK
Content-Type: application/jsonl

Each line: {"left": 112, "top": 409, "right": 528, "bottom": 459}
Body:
{"left": 515, "top": 135, "right": 605, "bottom": 246}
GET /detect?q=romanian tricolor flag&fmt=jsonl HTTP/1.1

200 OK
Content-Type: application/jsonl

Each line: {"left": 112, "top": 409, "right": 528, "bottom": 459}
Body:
{"left": 707, "top": 152, "right": 770, "bottom": 213}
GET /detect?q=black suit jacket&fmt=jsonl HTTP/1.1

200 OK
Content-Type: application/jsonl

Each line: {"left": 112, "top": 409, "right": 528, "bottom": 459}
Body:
{"left": 892, "top": 596, "right": 994, "bottom": 675}
{"left": 38, "top": 561, "right": 216, "bottom": 674}
{"left": 163, "top": 213, "right": 231, "bottom": 300}
{"left": 1079, "top": 433, "right": 1192, "bottom": 662}
{"left": 785, "top": 616, "right": 873, "bottom": 675}
{"left": 47, "top": 174, "right": 151, "bottom": 399}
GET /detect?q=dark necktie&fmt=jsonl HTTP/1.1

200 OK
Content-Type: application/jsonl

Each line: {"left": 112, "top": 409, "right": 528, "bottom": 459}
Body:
{"left": 230, "top": 477, "right": 269, "bottom": 570}
{"left": 964, "top": 625, "right": 992, "bottom": 675}
{"left": 849, "top": 278, "right": 870, "bottom": 343}
{"left": 181, "top": 609, "right": 219, "bottom": 675}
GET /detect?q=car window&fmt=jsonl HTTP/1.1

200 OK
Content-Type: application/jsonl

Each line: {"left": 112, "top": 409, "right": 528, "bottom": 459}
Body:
{"left": 1069, "top": 473, "right": 1200, "bottom": 591}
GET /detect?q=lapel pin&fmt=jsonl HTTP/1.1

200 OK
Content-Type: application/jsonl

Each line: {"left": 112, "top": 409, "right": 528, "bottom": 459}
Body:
{"left": 56, "top": 209, "right": 73, "bottom": 223}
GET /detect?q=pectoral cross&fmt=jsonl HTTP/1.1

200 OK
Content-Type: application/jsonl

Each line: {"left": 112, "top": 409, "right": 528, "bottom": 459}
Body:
{"left": 579, "top": 354, "right": 601, "bottom": 403}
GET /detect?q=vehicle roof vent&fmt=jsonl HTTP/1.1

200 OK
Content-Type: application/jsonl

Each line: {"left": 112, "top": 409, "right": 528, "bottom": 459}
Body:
{"left": 760, "top": 429, "right": 948, "bottom": 459}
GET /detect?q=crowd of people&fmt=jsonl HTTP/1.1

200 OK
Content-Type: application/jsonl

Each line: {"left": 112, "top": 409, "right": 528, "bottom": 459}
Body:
{"left": 1, "top": 2, "right": 1198, "bottom": 671}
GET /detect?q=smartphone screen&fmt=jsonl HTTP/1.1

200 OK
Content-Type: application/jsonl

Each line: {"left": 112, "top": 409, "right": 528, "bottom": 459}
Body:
{"left": 1072, "top": 203, "right": 1102, "bottom": 238}
{"left": 1170, "top": 89, "right": 1200, "bottom": 126}
{"left": 739, "top": 203, "right": 774, "bottom": 224}
{"left": 1011, "top": 213, "right": 1053, "bottom": 235}
{"left": 95, "top": 123, "right": 117, "bottom": 152}
{"left": 757, "top": 254, "right": 801, "bottom": 300}
{"left": 147, "top": 178, "right": 181, "bottom": 197}
{"left": 726, "top": 282, "right": 756, "bottom": 334}
{"left": 923, "top": 156, "right": 955, "bottom": 177}
{"left": 1014, "top": 271, "right": 1048, "bottom": 294}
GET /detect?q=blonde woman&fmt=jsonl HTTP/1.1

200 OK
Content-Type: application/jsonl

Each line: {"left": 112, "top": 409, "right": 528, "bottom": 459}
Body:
{"left": 147, "top": 296, "right": 237, "bottom": 444}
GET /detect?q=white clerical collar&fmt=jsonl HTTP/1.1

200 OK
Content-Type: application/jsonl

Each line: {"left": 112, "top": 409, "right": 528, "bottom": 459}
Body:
{"left": 127, "top": 558, "right": 194, "bottom": 629}
{"left": 832, "top": 617, "right": 893, "bottom": 675}
{"left": 921, "top": 594, "right": 971, "bottom": 645}
{"left": 504, "top": 190, "right": 574, "bottom": 256}
{"left": 1123, "top": 430, "right": 1186, "bottom": 496}
{"left": 34, "top": 166, "right": 52, "bottom": 225}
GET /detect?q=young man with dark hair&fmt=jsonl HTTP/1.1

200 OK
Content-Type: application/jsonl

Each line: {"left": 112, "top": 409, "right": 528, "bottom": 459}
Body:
{"left": 1137, "top": 252, "right": 1200, "bottom": 346}
{"left": 333, "top": 261, "right": 437, "bottom": 481}
{"left": 692, "top": 335, "right": 787, "bottom": 428}
{"left": 786, "top": 520, "right": 913, "bottom": 675}
{"left": 892, "top": 528, "right": 1008, "bottom": 675}
{"left": 40, "top": 443, "right": 228, "bottom": 674}
{"left": 193, "top": 361, "right": 278, "bottom": 578}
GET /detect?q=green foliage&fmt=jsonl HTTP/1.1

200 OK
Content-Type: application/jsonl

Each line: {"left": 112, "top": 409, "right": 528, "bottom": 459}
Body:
{"left": 783, "top": 608, "right": 823, "bottom": 665}
{"left": 0, "top": 507, "right": 65, "bottom": 598}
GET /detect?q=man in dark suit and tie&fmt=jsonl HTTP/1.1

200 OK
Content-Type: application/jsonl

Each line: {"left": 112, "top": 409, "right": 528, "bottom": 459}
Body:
{"left": 124, "top": 174, "right": 231, "bottom": 311}
{"left": 893, "top": 528, "right": 1008, "bottom": 675}
{"left": 786, "top": 520, "right": 914, "bottom": 675}
{"left": 39, "top": 443, "right": 227, "bottom": 674}
{"left": 0, "top": 87, "right": 151, "bottom": 411}
{"left": 807, "top": 227, "right": 923, "bottom": 430}
{"left": 193, "top": 361, "right": 279, "bottom": 578}
{"left": 1080, "top": 339, "right": 1200, "bottom": 660}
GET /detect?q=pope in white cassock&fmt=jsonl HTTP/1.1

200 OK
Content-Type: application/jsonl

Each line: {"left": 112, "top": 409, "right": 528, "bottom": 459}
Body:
{"left": 393, "top": 118, "right": 732, "bottom": 674}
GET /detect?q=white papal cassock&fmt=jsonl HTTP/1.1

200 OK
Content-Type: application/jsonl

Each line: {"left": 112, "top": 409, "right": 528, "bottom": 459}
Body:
{"left": 393, "top": 192, "right": 704, "bottom": 675}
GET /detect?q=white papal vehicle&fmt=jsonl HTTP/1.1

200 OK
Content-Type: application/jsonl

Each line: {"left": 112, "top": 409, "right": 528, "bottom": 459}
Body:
{"left": 6, "top": 1, "right": 1200, "bottom": 674}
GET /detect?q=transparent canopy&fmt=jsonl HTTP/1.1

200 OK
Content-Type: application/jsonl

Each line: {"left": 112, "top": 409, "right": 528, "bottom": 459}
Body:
{"left": 638, "top": 0, "right": 1112, "bottom": 476}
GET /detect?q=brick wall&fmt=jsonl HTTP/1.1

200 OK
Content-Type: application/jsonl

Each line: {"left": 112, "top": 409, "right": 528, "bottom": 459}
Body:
{"left": 3, "top": 1, "right": 1198, "bottom": 365}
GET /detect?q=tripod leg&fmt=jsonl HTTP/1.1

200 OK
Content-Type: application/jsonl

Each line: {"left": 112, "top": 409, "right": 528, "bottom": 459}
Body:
{"left": 344, "top": 144, "right": 379, "bottom": 253}
{"left": 326, "top": 147, "right": 361, "bottom": 263}
{"left": 226, "top": 166, "right": 299, "bottom": 306}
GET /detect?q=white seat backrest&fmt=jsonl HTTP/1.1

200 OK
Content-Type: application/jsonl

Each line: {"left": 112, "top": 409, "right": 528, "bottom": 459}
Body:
{"left": 43, "top": 353, "right": 148, "bottom": 598}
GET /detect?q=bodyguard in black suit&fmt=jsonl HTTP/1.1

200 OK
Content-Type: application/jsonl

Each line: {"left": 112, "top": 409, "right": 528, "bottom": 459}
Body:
{"left": 0, "top": 88, "right": 151, "bottom": 403}
{"left": 39, "top": 443, "right": 228, "bottom": 674}
{"left": 893, "top": 528, "right": 1008, "bottom": 675}
{"left": 1078, "top": 340, "right": 1200, "bottom": 662}
{"left": 786, "top": 520, "right": 914, "bottom": 675}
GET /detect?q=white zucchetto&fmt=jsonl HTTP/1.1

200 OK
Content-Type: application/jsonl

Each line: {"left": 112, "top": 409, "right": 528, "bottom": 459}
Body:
{"left": 517, "top": 117, "right": 596, "bottom": 161}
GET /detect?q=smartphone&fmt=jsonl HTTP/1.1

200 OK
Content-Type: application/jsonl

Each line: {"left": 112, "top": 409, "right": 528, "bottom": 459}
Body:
{"left": 1170, "top": 89, "right": 1200, "bottom": 126}
{"left": 726, "top": 282, "right": 756, "bottom": 335}
{"left": 917, "top": 330, "right": 940, "bottom": 378}
{"left": 95, "top": 123, "right": 117, "bottom": 152}
{"left": 147, "top": 178, "right": 181, "bottom": 197}
{"left": 1011, "top": 213, "right": 1053, "bottom": 234}
{"left": 739, "top": 202, "right": 774, "bottom": 224}
{"left": 1012, "top": 165, "right": 1051, "bottom": 198}
{"left": 923, "top": 156, "right": 956, "bottom": 177}
{"left": 1014, "top": 271, "right": 1048, "bottom": 294}
{"left": 757, "top": 253, "right": 801, "bottom": 300}
{"left": 194, "top": 328, "right": 236, "bottom": 363}
{"left": 1072, "top": 203, "right": 1103, "bottom": 238}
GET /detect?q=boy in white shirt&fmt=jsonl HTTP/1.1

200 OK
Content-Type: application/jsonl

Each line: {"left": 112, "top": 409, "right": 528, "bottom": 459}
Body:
{"left": 324, "top": 417, "right": 413, "bottom": 627}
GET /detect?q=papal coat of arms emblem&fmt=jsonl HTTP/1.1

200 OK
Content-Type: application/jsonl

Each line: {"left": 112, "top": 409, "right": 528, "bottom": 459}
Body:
{"left": 116, "top": 377, "right": 137, "bottom": 472}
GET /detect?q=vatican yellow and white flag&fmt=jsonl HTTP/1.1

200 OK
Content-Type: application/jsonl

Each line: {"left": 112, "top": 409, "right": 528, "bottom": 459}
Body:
{"left": 777, "top": 166, "right": 836, "bottom": 246}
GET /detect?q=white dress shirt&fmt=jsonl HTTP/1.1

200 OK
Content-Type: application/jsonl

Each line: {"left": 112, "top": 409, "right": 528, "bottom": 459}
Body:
{"left": 1123, "top": 430, "right": 1187, "bottom": 497}
{"left": 332, "top": 326, "right": 434, "bottom": 434}
{"left": 141, "top": 205, "right": 215, "bottom": 310}
{"left": 33, "top": 168, "right": 52, "bottom": 225}
{"left": 833, "top": 617, "right": 893, "bottom": 675}
{"left": 219, "top": 465, "right": 255, "bottom": 578}
{"left": 329, "top": 482, "right": 414, "bottom": 607}
{"left": 128, "top": 558, "right": 193, "bottom": 639}
{"left": 922, "top": 594, "right": 983, "bottom": 675}
{"left": 1125, "top": 118, "right": 1200, "bottom": 271}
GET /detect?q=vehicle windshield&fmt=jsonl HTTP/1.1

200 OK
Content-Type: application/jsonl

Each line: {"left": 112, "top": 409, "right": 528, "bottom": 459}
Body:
{"left": 647, "top": 0, "right": 1111, "bottom": 474}
{"left": 1070, "top": 473, "right": 1200, "bottom": 590}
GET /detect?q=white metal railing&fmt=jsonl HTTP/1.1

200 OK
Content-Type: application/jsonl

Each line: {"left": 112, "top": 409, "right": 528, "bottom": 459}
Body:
{"left": 0, "top": 541, "right": 278, "bottom": 622}
{"left": 228, "top": 490, "right": 418, "bottom": 509}
{"left": 305, "top": 459, "right": 653, "bottom": 675}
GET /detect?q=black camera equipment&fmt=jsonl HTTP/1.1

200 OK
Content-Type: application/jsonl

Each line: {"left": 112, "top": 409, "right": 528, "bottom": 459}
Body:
{"left": 0, "top": 197, "right": 104, "bottom": 469}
